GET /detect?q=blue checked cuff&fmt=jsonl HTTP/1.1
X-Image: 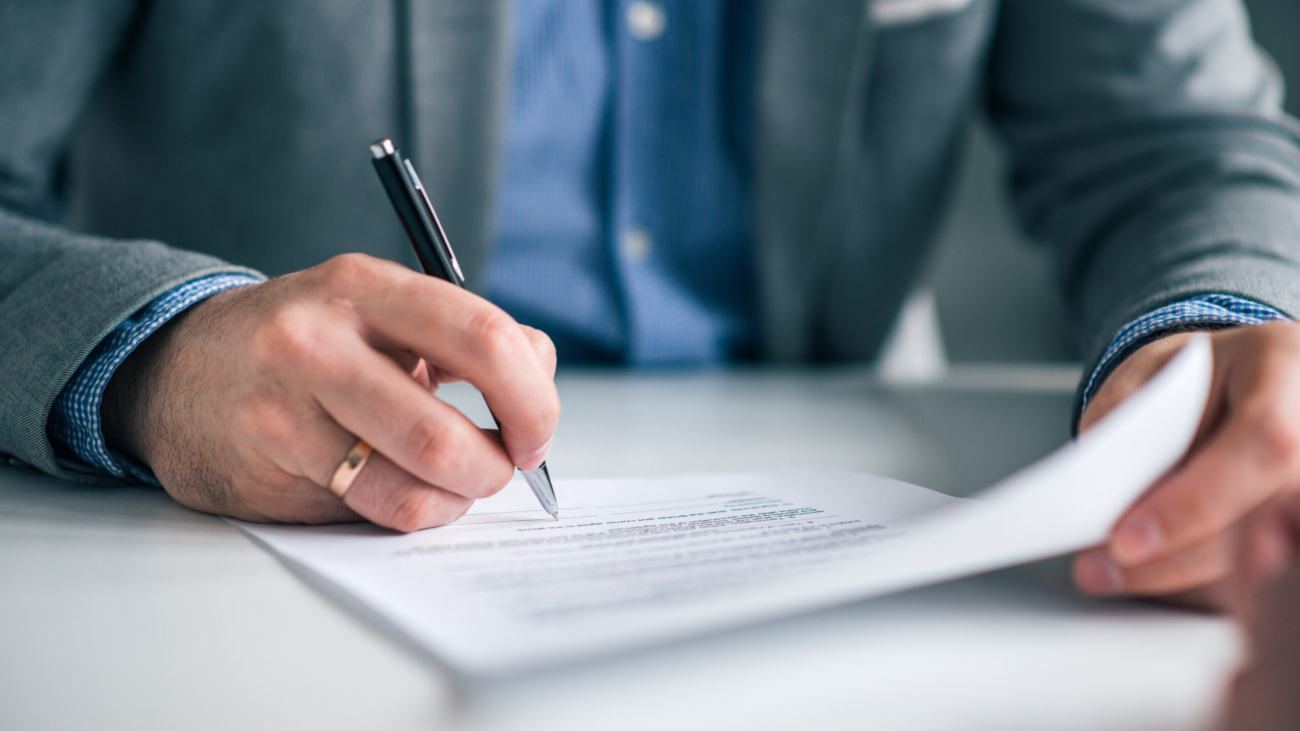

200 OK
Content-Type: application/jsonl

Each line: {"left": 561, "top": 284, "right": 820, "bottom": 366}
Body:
{"left": 48, "top": 274, "right": 261, "bottom": 483}
{"left": 1080, "top": 294, "right": 1290, "bottom": 413}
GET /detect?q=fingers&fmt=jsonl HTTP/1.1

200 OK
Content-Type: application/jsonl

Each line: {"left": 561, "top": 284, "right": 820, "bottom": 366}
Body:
{"left": 229, "top": 378, "right": 484, "bottom": 532}
{"left": 1109, "top": 423, "right": 1295, "bottom": 569}
{"left": 1073, "top": 323, "right": 1300, "bottom": 601}
{"left": 234, "top": 397, "right": 482, "bottom": 532}
{"left": 423, "top": 324, "right": 552, "bottom": 385}
{"left": 1076, "top": 532, "right": 1235, "bottom": 597}
{"left": 336, "top": 258, "right": 559, "bottom": 469}
{"left": 341, "top": 451, "right": 474, "bottom": 532}
{"left": 1109, "top": 400, "right": 1300, "bottom": 572}
{"left": 1105, "top": 325, "right": 1300, "bottom": 572}
{"left": 311, "top": 336, "right": 516, "bottom": 501}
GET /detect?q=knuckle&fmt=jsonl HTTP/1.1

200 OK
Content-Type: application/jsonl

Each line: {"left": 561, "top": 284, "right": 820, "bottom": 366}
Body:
{"left": 388, "top": 490, "right": 469, "bottom": 532}
{"left": 309, "top": 253, "right": 400, "bottom": 301}
{"left": 388, "top": 491, "right": 440, "bottom": 533}
{"left": 255, "top": 304, "right": 323, "bottom": 370}
{"left": 468, "top": 309, "right": 523, "bottom": 364}
{"left": 411, "top": 420, "right": 468, "bottom": 477}
{"left": 318, "top": 252, "right": 379, "bottom": 290}
{"left": 523, "top": 325, "right": 557, "bottom": 361}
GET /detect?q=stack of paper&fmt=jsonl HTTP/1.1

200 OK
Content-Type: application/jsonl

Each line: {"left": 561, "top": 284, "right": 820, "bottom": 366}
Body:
{"left": 234, "top": 337, "right": 1211, "bottom": 676}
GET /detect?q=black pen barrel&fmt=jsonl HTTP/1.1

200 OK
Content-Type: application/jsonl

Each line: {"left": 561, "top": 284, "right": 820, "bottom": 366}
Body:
{"left": 369, "top": 142, "right": 458, "bottom": 284}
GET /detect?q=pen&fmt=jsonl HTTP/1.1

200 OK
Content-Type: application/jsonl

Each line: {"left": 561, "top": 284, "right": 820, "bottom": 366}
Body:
{"left": 369, "top": 138, "right": 560, "bottom": 521}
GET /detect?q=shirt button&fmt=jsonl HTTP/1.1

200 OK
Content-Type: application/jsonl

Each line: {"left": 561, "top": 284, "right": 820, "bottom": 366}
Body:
{"left": 627, "top": 2, "right": 666, "bottom": 40}
{"left": 622, "top": 228, "right": 653, "bottom": 262}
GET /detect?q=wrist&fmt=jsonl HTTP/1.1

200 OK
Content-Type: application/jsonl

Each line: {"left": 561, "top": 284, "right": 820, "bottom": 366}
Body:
{"left": 1079, "top": 332, "right": 1195, "bottom": 432}
{"left": 48, "top": 274, "right": 263, "bottom": 481}
{"left": 100, "top": 288, "right": 230, "bottom": 466}
{"left": 1080, "top": 295, "right": 1290, "bottom": 428}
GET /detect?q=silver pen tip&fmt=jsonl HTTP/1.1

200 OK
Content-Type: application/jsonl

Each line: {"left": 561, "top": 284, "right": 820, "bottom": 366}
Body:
{"left": 551, "top": 512, "right": 560, "bottom": 521}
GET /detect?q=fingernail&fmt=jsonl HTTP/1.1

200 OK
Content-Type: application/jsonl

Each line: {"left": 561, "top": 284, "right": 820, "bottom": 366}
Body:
{"left": 1077, "top": 552, "right": 1124, "bottom": 595}
{"left": 1114, "top": 517, "right": 1163, "bottom": 563}
{"left": 520, "top": 437, "right": 552, "bottom": 470}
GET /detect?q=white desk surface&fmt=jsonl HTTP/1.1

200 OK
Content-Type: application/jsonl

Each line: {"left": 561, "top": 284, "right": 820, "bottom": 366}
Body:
{"left": 0, "top": 366, "right": 1237, "bottom": 731}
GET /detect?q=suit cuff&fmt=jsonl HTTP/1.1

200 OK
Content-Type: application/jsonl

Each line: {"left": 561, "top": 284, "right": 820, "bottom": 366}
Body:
{"left": 47, "top": 274, "right": 260, "bottom": 483}
{"left": 1079, "top": 294, "right": 1289, "bottom": 414}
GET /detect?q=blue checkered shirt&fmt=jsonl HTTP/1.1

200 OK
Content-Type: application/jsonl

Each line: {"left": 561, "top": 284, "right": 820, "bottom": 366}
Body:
{"left": 49, "top": 275, "right": 261, "bottom": 482}
{"left": 1078, "top": 294, "right": 1288, "bottom": 412}
{"left": 46, "top": 1, "right": 1293, "bottom": 479}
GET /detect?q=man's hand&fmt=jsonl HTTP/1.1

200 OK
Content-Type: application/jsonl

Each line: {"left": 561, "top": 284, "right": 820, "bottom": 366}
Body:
{"left": 101, "top": 254, "right": 559, "bottom": 532}
{"left": 1074, "top": 321, "right": 1300, "bottom": 608}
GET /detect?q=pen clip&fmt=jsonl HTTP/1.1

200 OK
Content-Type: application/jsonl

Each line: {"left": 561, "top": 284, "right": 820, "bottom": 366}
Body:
{"left": 403, "top": 159, "right": 466, "bottom": 285}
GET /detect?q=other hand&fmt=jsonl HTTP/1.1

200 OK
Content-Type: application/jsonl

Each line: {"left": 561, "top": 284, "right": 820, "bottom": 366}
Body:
{"left": 1074, "top": 321, "right": 1300, "bottom": 608}
{"left": 101, "top": 253, "right": 559, "bottom": 532}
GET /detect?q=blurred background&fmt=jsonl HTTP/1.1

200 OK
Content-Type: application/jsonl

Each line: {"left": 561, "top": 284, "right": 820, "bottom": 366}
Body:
{"left": 925, "top": 0, "right": 1300, "bottom": 365}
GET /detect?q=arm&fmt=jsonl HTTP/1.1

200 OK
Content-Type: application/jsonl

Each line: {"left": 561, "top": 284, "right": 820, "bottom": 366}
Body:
{"left": 989, "top": 0, "right": 1300, "bottom": 603}
{"left": 48, "top": 275, "right": 261, "bottom": 483}
{"left": 0, "top": 1, "right": 264, "bottom": 480}
{"left": 990, "top": 0, "right": 1300, "bottom": 375}
{"left": 0, "top": 2, "right": 560, "bottom": 532}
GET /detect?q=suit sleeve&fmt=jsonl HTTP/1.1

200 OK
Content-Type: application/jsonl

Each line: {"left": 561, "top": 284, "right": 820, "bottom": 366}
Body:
{"left": 0, "top": 1, "right": 262, "bottom": 482}
{"left": 987, "top": 0, "right": 1300, "bottom": 413}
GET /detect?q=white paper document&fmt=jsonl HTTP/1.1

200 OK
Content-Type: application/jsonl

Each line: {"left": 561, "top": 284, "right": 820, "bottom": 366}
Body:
{"left": 234, "top": 337, "right": 1211, "bottom": 676}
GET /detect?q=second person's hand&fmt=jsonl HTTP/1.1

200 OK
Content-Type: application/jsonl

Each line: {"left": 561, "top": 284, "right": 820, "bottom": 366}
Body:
{"left": 101, "top": 253, "right": 559, "bottom": 532}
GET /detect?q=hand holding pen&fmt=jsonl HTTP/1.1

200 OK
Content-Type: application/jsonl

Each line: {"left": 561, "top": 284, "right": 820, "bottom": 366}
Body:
{"left": 99, "top": 173, "right": 559, "bottom": 533}
{"left": 369, "top": 138, "right": 561, "bottom": 520}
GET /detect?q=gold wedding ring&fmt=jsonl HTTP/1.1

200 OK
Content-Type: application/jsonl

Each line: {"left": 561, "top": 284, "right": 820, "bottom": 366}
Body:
{"left": 328, "top": 439, "right": 373, "bottom": 498}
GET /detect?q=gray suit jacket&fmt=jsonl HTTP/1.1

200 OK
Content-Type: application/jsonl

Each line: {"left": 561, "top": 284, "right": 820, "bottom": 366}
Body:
{"left": 3, "top": 0, "right": 1300, "bottom": 482}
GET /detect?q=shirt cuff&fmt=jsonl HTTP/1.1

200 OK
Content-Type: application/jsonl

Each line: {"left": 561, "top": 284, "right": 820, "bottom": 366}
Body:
{"left": 47, "top": 274, "right": 261, "bottom": 483}
{"left": 1080, "top": 294, "right": 1289, "bottom": 414}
